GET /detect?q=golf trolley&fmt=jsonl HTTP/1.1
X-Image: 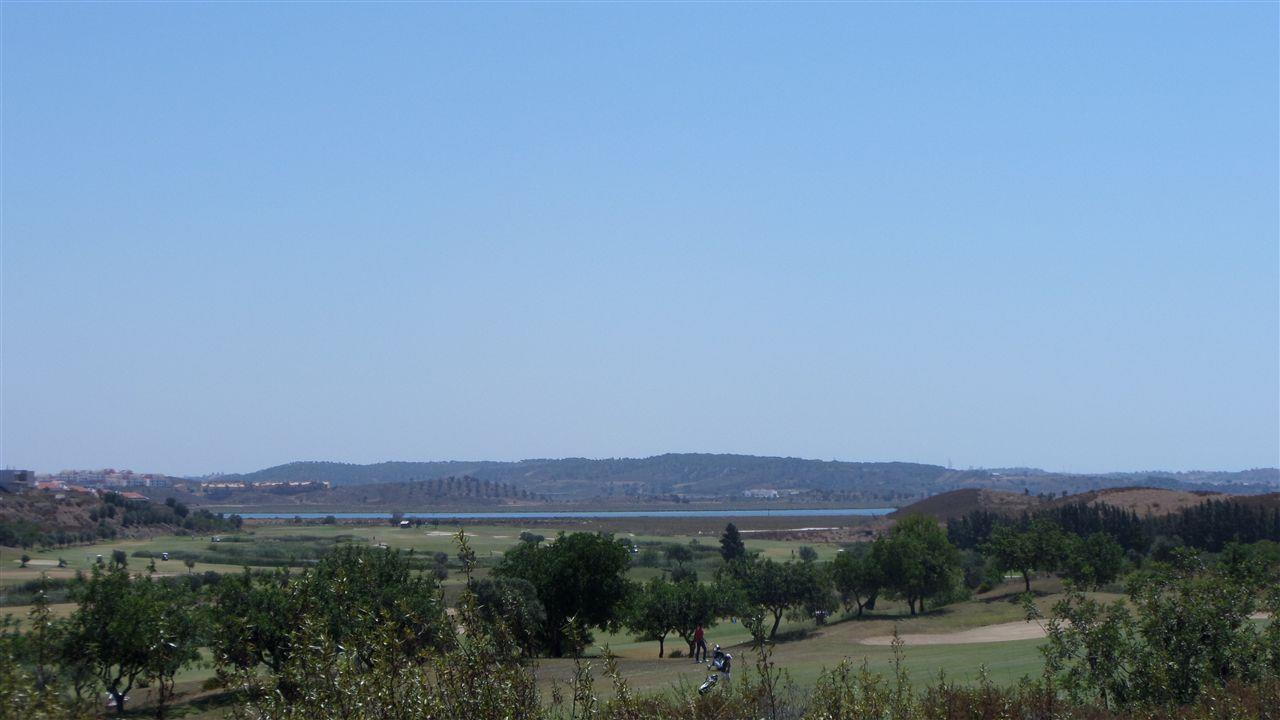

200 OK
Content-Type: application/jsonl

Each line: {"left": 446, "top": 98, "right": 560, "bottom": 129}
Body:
{"left": 697, "top": 645, "right": 732, "bottom": 695}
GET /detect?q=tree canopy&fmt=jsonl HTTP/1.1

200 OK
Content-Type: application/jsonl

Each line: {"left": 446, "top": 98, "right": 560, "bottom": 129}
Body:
{"left": 984, "top": 518, "right": 1066, "bottom": 594}
{"left": 876, "top": 514, "right": 960, "bottom": 614}
{"left": 719, "top": 523, "right": 747, "bottom": 563}
{"left": 494, "top": 532, "right": 634, "bottom": 656}
{"left": 830, "top": 548, "right": 883, "bottom": 617}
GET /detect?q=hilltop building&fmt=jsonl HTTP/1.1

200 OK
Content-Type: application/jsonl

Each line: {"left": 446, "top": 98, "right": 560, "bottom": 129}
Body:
{"left": 0, "top": 469, "right": 35, "bottom": 493}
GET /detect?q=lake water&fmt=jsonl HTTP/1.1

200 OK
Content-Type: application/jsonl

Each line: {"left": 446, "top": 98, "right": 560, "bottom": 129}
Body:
{"left": 237, "top": 507, "right": 896, "bottom": 520}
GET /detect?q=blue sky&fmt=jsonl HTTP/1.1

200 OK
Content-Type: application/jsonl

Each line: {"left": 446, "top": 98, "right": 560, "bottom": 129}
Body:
{"left": 2, "top": 3, "right": 1276, "bottom": 476}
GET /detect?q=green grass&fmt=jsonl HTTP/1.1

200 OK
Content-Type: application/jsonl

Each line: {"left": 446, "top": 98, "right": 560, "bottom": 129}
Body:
{"left": 535, "top": 586, "right": 1069, "bottom": 698}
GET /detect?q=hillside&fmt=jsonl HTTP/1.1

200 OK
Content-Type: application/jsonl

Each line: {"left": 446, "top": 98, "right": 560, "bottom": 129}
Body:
{"left": 0, "top": 491, "right": 240, "bottom": 548}
{"left": 889, "top": 489, "right": 1041, "bottom": 521}
{"left": 1066, "top": 487, "right": 1230, "bottom": 516}
{"left": 214, "top": 455, "right": 1279, "bottom": 504}
{"left": 895, "top": 486, "right": 1280, "bottom": 523}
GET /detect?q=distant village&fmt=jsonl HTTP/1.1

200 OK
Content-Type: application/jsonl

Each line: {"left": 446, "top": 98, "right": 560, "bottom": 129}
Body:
{"left": 1, "top": 468, "right": 162, "bottom": 501}
{"left": 0, "top": 468, "right": 327, "bottom": 500}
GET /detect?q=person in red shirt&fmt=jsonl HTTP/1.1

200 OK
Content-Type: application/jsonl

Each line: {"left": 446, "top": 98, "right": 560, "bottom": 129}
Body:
{"left": 693, "top": 624, "right": 707, "bottom": 662}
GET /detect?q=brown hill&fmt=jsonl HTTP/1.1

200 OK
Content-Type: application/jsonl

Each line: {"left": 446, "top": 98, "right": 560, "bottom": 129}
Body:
{"left": 1062, "top": 487, "right": 1230, "bottom": 517}
{"left": 890, "top": 488, "right": 1045, "bottom": 521}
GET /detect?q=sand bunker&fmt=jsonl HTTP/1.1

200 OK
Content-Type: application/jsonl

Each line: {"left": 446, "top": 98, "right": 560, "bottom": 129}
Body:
{"left": 862, "top": 613, "right": 1270, "bottom": 646}
{"left": 860, "top": 621, "right": 1049, "bottom": 646}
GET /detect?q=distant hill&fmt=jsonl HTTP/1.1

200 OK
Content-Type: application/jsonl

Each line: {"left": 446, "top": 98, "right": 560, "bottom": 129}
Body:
{"left": 219, "top": 455, "right": 961, "bottom": 503}
{"left": 213, "top": 455, "right": 1278, "bottom": 504}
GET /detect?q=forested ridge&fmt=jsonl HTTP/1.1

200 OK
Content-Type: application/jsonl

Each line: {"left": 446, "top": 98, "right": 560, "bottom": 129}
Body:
{"left": 215, "top": 455, "right": 1278, "bottom": 502}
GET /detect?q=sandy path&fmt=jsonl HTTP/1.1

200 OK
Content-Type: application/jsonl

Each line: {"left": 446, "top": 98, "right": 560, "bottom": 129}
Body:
{"left": 861, "top": 621, "right": 1049, "bottom": 646}
{"left": 861, "top": 613, "right": 1272, "bottom": 647}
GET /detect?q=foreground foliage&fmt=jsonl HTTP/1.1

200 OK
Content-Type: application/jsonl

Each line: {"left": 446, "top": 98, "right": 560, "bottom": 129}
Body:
{"left": 221, "top": 535, "right": 1277, "bottom": 720}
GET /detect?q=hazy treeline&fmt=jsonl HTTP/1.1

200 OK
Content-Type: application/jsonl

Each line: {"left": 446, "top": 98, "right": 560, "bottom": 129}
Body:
{"left": 948, "top": 498, "right": 1280, "bottom": 555}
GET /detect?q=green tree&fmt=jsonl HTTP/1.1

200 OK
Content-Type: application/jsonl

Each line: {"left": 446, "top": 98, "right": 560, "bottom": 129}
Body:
{"left": 211, "top": 569, "right": 302, "bottom": 674}
{"left": 732, "top": 559, "right": 822, "bottom": 639}
{"left": 145, "top": 582, "right": 204, "bottom": 719}
{"left": 22, "top": 574, "right": 61, "bottom": 693}
{"left": 719, "top": 523, "right": 747, "bottom": 563}
{"left": 877, "top": 515, "right": 961, "bottom": 615}
{"left": 469, "top": 576, "right": 546, "bottom": 657}
{"left": 0, "top": 611, "right": 91, "bottom": 719}
{"left": 1045, "top": 549, "right": 1276, "bottom": 709}
{"left": 19, "top": 553, "right": 30, "bottom": 568}
{"left": 62, "top": 566, "right": 192, "bottom": 715}
{"left": 494, "top": 532, "right": 634, "bottom": 656}
{"left": 624, "top": 576, "right": 678, "bottom": 657}
{"left": 792, "top": 561, "right": 837, "bottom": 623}
{"left": 984, "top": 518, "right": 1066, "bottom": 594}
{"left": 223, "top": 533, "right": 541, "bottom": 720}
{"left": 306, "top": 545, "right": 450, "bottom": 664}
{"left": 670, "top": 579, "right": 732, "bottom": 657}
{"left": 1061, "top": 532, "right": 1125, "bottom": 589}
{"left": 664, "top": 544, "right": 693, "bottom": 565}
{"left": 829, "top": 550, "right": 882, "bottom": 617}
{"left": 668, "top": 564, "right": 698, "bottom": 583}
{"left": 797, "top": 546, "right": 819, "bottom": 563}
{"left": 1219, "top": 540, "right": 1280, "bottom": 586}
{"left": 627, "top": 575, "right": 733, "bottom": 658}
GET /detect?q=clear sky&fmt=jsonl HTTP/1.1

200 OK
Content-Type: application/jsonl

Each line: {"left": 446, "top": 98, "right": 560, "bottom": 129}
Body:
{"left": 2, "top": 3, "right": 1277, "bottom": 476}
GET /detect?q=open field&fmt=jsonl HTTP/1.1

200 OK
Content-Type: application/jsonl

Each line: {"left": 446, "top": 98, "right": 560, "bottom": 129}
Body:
{"left": 2, "top": 518, "right": 878, "bottom": 602}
